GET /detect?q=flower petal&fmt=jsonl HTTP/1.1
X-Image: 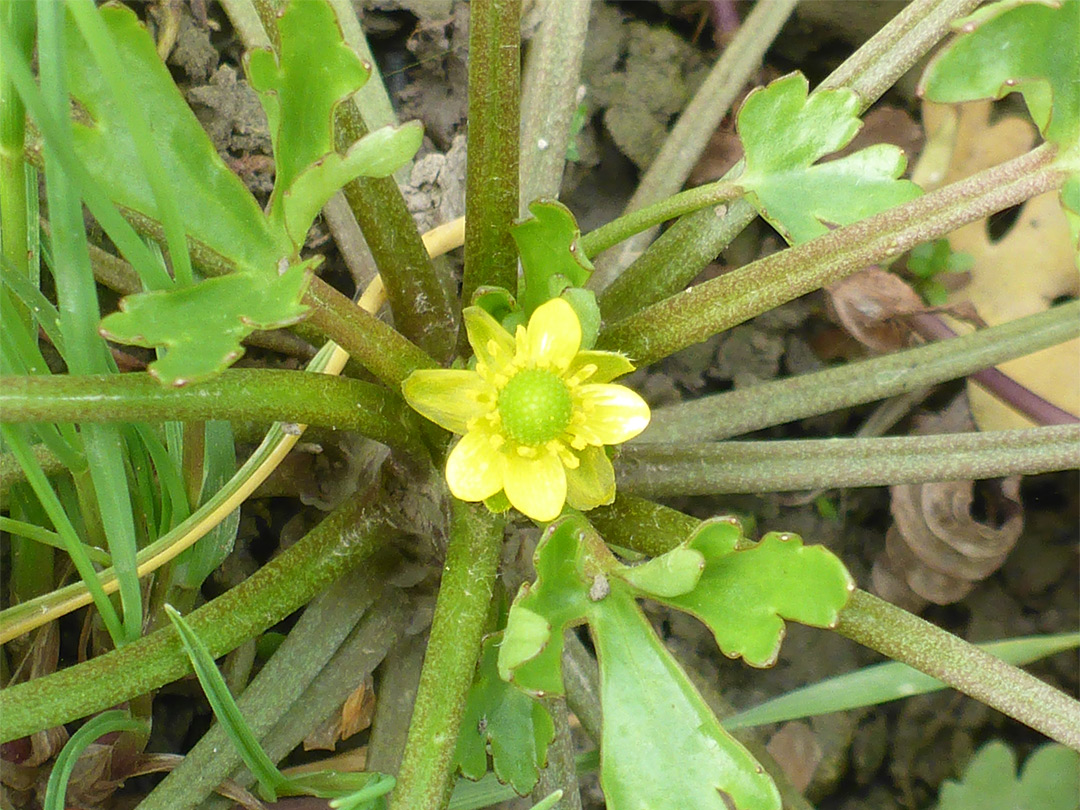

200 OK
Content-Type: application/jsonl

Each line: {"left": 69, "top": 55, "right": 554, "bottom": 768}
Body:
{"left": 463, "top": 306, "right": 515, "bottom": 375}
{"left": 504, "top": 447, "right": 567, "bottom": 522}
{"left": 526, "top": 298, "right": 581, "bottom": 371}
{"left": 446, "top": 430, "right": 505, "bottom": 502}
{"left": 565, "top": 445, "right": 615, "bottom": 511}
{"left": 402, "top": 369, "right": 493, "bottom": 433}
{"left": 575, "top": 384, "right": 651, "bottom": 444}
{"left": 565, "top": 350, "right": 635, "bottom": 384}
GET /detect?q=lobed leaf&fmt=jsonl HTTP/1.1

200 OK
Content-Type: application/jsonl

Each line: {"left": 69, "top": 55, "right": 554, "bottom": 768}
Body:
{"left": 918, "top": 0, "right": 1080, "bottom": 148}
{"left": 511, "top": 200, "right": 594, "bottom": 316}
{"left": 99, "top": 261, "right": 314, "bottom": 386}
{"left": 935, "top": 740, "right": 1079, "bottom": 810}
{"left": 246, "top": 0, "right": 422, "bottom": 246}
{"left": 63, "top": 4, "right": 287, "bottom": 274}
{"left": 654, "top": 519, "right": 855, "bottom": 667}
{"left": 455, "top": 634, "right": 555, "bottom": 795}
{"left": 500, "top": 518, "right": 781, "bottom": 810}
{"left": 735, "top": 73, "right": 923, "bottom": 243}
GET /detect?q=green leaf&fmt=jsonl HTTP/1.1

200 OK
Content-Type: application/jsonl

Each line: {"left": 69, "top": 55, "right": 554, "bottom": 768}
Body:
{"left": 455, "top": 634, "right": 555, "bottom": 795}
{"left": 43, "top": 710, "right": 147, "bottom": 810}
{"left": 246, "top": 0, "right": 421, "bottom": 246}
{"left": 655, "top": 519, "right": 855, "bottom": 667}
{"left": 63, "top": 4, "right": 287, "bottom": 275}
{"left": 935, "top": 740, "right": 1079, "bottom": 810}
{"left": 918, "top": 0, "right": 1080, "bottom": 148}
{"left": 500, "top": 518, "right": 781, "bottom": 810}
{"left": 99, "top": 260, "right": 314, "bottom": 386}
{"left": 735, "top": 73, "right": 923, "bottom": 244}
{"left": 166, "top": 605, "right": 292, "bottom": 801}
{"left": 511, "top": 200, "right": 594, "bottom": 316}
{"left": 725, "top": 632, "right": 1080, "bottom": 729}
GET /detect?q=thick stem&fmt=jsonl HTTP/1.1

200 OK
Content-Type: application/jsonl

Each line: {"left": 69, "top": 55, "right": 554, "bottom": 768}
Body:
{"left": 335, "top": 102, "right": 459, "bottom": 363}
{"left": 461, "top": 0, "right": 521, "bottom": 306}
{"left": 518, "top": 0, "right": 590, "bottom": 210}
{"left": 618, "top": 425, "right": 1080, "bottom": 497}
{"left": 593, "top": 0, "right": 988, "bottom": 305}
{"left": 600, "top": 147, "right": 1062, "bottom": 365}
{"left": 135, "top": 564, "right": 400, "bottom": 810}
{"left": 0, "top": 370, "right": 423, "bottom": 460}
{"left": 0, "top": 490, "right": 395, "bottom": 742}
{"left": 835, "top": 590, "right": 1080, "bottom": 749}
{"left": 390, "top": 501, "right": 503, "bottom": 810}
{"left": 594, "top": 498, "right": 1080, "bottom": 748}
{"left": 641, "top": 301, "right": 1080, "bottom": 443}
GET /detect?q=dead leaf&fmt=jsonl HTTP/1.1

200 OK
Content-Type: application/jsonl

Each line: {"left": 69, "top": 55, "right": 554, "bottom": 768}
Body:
{"left": 912, "top": 100, "right": 1079, "bottom": 430}
{"left": 825, "top": 268, "right": 927, "bottom": 353}
{"left": 871, "top": 397, "right": 1024, "bottom": 609}
{"left": 766, "top": 721, "right": 822, "bottom": 793}
{"left": 303, "top": 675, "right": 376, "bottom": 751}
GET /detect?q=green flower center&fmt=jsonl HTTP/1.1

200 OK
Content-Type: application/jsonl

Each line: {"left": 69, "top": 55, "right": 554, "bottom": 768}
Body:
{"left": 498, "top": 368, "right": 573, "bottom": 445}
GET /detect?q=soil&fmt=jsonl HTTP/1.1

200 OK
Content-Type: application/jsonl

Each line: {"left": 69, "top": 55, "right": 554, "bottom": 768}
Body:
{"left": 5, "top": 2, "right": 1076, "bottom": 809}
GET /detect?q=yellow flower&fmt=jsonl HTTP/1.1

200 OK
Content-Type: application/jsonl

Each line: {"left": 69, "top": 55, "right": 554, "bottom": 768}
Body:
{"left": 402, "top": 298, "right": 650, "bottom": 522}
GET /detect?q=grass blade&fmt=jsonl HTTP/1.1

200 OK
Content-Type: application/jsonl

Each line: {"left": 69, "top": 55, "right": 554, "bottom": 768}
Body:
{"left": 723, "top": 632, "right": 1080, "bottom": 730}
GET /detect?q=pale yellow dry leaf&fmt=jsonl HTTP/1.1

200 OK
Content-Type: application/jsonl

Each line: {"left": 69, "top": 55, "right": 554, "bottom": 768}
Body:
{"left": 912, "top": 101, "right": 1079, "bottom": 430}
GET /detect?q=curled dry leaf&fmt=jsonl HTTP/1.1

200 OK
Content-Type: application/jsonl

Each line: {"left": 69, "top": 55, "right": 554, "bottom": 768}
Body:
{"left": 825, "top": 267, "right": 928, "bottom": 353}
{"left": 872, "top": 398, "right": 1024, "bottom": 611}
{"left": 303, "top": 674, "right": 376, "bottom": 751}
{"left": 911, "top": 100, "right": 1079, "bottom": 430}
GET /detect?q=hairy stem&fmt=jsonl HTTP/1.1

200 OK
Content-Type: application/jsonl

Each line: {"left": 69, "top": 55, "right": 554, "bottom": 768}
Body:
{"left": 518, "top": 0, "right": 590, "bottom": 210}
{"left": 835, "top": 590, "right": 1080, "bottom": 749}
{"left": 0, "top": 370, "right": 423, "bottom": 460}
{"left": 0, "top": 492, "right": 396, "bottom": 742}
{"left": 580, "top": 180, "right": 742, "bottom": 260}
{"left": 334, "top": 103, "right": 459, "bottom": 363}
{"left": 618, "top": 425, "right": 1080, "bottom": 497}
{"left": 461, "top": 0, "right": 521, "bottom": 306}
{"left": 390, "top": 501, "right": 503, "bottom": 810}
{"left": 641, "top": 301, "right": 1080, "bottom": 443}
{"left": 600, "top": 146, "right": 1062, "bottom": 365}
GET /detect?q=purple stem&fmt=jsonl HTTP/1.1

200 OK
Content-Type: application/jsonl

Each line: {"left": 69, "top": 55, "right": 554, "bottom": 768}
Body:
{"left": 910, "top": 313, "right": 1078, "bottom": 426}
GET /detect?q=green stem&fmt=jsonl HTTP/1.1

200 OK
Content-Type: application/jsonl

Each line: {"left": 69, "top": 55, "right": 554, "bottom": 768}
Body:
{"left": 588, "top": 0, "right": 797, "bottom": 286}
{"left": 835, "top": 590, "right": 1080, "bottom": 749}
{"left": 593, "top": 497, "right": 1080, "bottom": 748}
{"left": 461, "top": 0, "right": 521, "bottom": 306}
{"left": 593, "top": 0, "right": 985, "bottom": 306}
{"left": 518, "top": 0, "right": 590, "bottom": 209}
{"left": 0, "top": 489, "right": 396, "bottom": 742}
{"left": 334, "top": 102, "right": 459, "bottom": 363}
{"left": 390, "top": 501, "right": 503, "bottom": 810}
{"left": 818, "top": 0, "right": 983, "bottom": 98}
{"left": 303, "top": 276, "right": 437, "bottom": 385}
{"left": 136, "top": 563, "right": 397, "bottom": 810}
{"left": 580, "top": 181, "right": 742, "bottom": 260}
{"left": 600, "top": 146, "right": 1062, "bottom": 365}
{"left": 641, "top": 300, "right": 1080, "bottom": 443}
{"left": 0, "top": 369, "right": 423, "bottom": 459}
{"left": 594, "top": 198, "right": 755, "bottom": 323}
{"left": 618, "top": 425, "right": 1080, "bottom": 497}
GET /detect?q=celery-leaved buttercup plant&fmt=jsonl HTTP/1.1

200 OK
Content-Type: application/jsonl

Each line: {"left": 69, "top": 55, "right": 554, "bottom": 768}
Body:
{"left": 2, "top": 1, "right": 1079, "bottom": 810}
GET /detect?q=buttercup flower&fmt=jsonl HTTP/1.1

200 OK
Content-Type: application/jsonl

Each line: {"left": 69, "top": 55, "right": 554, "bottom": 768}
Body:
{"left": 403, "top": 298, "right": 650, "bottom": 521}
